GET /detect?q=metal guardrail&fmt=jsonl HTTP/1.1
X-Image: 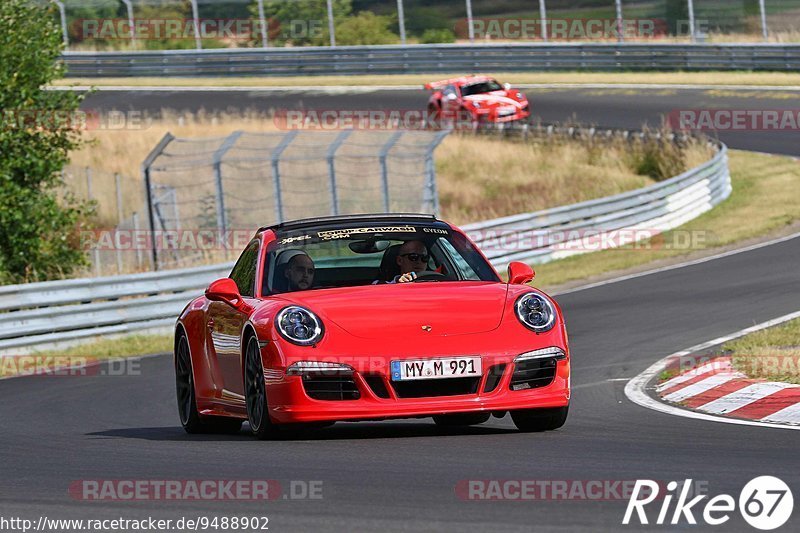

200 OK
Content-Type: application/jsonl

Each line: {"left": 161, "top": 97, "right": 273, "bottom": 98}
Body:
{"left": 0, "top": 137, "right": 731, "bottom": 354}
{"left": 463, "top": 143, "right": 731, "bottom": 266}
{"left": 61, "top": 43, "right": 800, "bottom": 77}
{"left": 0, "top": 262, "right": 232, "bottom": 352}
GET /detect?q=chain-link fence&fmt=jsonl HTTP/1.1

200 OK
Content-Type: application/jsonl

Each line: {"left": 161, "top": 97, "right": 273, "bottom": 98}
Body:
{"left": 53, "top": 1, "right": 800, "bottom": 51}
{"left": 141, "top": 129, "right": 449, "bottom": 270}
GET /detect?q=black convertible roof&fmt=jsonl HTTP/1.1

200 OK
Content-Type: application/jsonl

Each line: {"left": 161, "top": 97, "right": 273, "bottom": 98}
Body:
{"left": 258, "top": 213, "right": 440, "bottom": 234}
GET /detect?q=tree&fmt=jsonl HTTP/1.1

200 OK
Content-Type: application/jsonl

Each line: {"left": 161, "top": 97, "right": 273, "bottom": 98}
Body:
{"left": 0, "top": 0, "right": 93, "bottom": 283}
{"left": 250, "top": 0, "right": 352, "bottom": 46}
{"left": 335, "top": 11, "right": 398, "bottom": 45}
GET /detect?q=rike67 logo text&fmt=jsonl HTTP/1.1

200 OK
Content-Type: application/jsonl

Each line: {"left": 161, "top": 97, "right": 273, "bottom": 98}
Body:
{"left": 623, "top": 476, "right": 793, "bottom": 530}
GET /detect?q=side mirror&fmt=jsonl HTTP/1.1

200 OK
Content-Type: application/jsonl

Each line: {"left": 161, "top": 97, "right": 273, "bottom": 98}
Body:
{"left": 507, "top": 262, "right": 535, "bottom": 285}
{"left": 205, "top": 278, "right": 252, "bottom": 312}
{"left": 503, "top": 82, "right": 512, "bottom": 91}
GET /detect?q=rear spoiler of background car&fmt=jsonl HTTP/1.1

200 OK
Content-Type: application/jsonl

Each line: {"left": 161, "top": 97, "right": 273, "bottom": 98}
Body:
{"left": 424, "top": 81, "right": 448, "bottom": 91}
{"left": 425, "top": 76, "right": 494, "bottom": 91}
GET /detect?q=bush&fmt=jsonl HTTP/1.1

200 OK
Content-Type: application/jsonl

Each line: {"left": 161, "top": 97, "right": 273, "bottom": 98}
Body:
{"left": 0, "top": 0, "right": 93, "bottom": 282}
{"left": 420, "top": 28, "right": 456, "bottom": 44}
{"left": 335, "top": 11, "right": 398, "bottom": 45}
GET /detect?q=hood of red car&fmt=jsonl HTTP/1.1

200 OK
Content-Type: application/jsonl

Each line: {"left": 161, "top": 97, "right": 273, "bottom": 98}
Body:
{"left": 275, "top": 282, "right": 509, "bottom": 339}
{"left": 462, "top": 91, "right": 525, "bottom": 108}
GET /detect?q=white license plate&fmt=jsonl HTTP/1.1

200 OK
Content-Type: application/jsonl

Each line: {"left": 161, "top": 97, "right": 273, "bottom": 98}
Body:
{"left": 498, "top": 106, "right": 516, "bottom": 116}
{"left": 390, "top": 357, "right": 482, "bottom": 381}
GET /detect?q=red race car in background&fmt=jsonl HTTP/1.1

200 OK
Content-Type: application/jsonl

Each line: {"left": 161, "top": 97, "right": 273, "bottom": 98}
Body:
{"left": 425, "top": 75, "right": 531, "bottom": 127}
{"left": 175, "top": 214, "right": 570, "bottom": 439}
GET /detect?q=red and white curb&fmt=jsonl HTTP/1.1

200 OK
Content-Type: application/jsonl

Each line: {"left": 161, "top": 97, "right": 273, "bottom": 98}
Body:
{"left": 625, "top": 309, "right": 800, "bottom": 431}
{"left": 657, "top": 356, "right": 800, "bottom": 425}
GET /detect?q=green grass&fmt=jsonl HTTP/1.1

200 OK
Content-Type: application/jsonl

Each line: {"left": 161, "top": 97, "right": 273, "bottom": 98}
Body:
{"left": 1, "top": 334, "right": 173, "bottom": 378}
{"left": 33, "top": 334, "right": 173, "bottom": 358}
{"left": 723, "top": 319, "right": 800, "bottom": 384}
{"left": 534, "top": 150, "right": 800, "bottom": 290}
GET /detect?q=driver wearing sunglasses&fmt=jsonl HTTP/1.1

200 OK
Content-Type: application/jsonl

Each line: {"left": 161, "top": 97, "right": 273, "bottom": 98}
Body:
{"left": 394, "top": 240, "right": 430, "bottom": 283}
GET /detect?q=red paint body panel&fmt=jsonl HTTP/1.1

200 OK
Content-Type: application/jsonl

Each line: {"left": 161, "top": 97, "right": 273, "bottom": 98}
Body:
{"left": 426, "top": 75, "right": 531, "bottom": 124}
{"left": 176, "top": 218, "right": 570, "bottom": 425}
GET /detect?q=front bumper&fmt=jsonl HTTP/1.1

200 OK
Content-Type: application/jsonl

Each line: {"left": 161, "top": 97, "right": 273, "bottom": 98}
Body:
{"left": 265, "top": 357, "right": 570, "bottom": 424}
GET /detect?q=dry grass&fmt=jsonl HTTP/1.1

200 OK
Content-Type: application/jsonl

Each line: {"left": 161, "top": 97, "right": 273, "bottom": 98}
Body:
{"left": 724, "top": 318, "right": 800, "bottom": 384}
{"left": 54, "top": 71, "right": 800, "bottom": 88}
{"left": 66, "top": 110, "right": 281, "bottom": 225}
{"left": 436, "top": 133, "right": 712, "bottom": 224}
{"left": 66, "top": 113, "right": 711, "bottom": 230}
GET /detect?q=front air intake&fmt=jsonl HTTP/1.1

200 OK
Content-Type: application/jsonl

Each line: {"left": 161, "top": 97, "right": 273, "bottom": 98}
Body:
{"left": 301, "top": 373, "right": 360, "bottom": 401}
{"left": 509, "top": 358, "right": 557, "bottom": 391}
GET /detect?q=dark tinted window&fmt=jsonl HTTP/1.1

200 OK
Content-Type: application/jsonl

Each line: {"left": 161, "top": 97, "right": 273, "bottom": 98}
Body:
{"left": 460, "top": 80, "right": 503, "bottom": 96}
{"left": 229, "top": 240, "right": 260, "bottom": 297}
{"left": 263, "top": 224, "right": 499, "bottom": 295}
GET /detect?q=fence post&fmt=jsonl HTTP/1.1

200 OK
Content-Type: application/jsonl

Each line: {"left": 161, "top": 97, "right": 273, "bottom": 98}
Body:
{"left": 687, "top": 0, "right": 696, "bottom": 43}
{"left": 615, "top": 0, "right": 624, "bottom": 43}
{"left": 424, "top": 130, "right": 450, "bottom": 216}
{"left": 539, "top": 0, "right": 548, "bottom": 42}
{"left": 190, "top": 0, "right": 202, "bottom": 50}
{"left": 378, "top": 131, "right": 404, "bottom": 213}
{"left": 115, "top": 173, "right": 124, "bottom": 274}
{"left": 270, "top": 131, "right": 299, "bottom": 223}
{"left": 212, "top": 131, "right": 243, "bottom": 257}
{"left": 759, "top": 0, "right": 768, "bottom": 41}
{"left": 132, "top": 211, "right": 143, "bottom": 270}
{"left": 396, "top": 0, "right": 406, "bottom": 45}
{"left": 141, "top": 133, "right": 175, "bottom": 270}
{"left": 326, "top": 0, "right": 336, "bottom": 47}
{"left": 52, "top": 1, "right": 69, "bottom": 48}
{"left": 121, "top": 0, "right": 136, "bottom": 49}
{"left": 256, "top": 0, "right": 269, "bottom": 47}
{"left": 326, "top": 130, "right": 353, "bottom": 215}
{"left": 465, "top": 0, "right": 474, "bottom": 43}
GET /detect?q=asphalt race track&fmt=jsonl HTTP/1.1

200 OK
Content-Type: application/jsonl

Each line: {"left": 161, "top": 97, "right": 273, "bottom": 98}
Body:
{"left": 81, "top": 87, "right": 800, "bottom": 156}
{"left": 1, "top": 87, "right": 797, "bottom": 531}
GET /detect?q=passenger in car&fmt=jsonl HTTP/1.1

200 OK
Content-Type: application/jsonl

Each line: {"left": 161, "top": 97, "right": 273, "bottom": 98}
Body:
{"left": 284, "top": 252, "right": 315, "bottom": 291}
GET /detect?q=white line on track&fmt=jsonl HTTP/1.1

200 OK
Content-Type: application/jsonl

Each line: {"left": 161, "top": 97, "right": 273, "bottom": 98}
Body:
{"left": 45, "top": 83, "right": 800, "bottom": 93}
{"left": 45, "top": 85, "right": 422, "bottom": 93}
{"left": 624, "top": 309, "right": 800, "bottom": 431}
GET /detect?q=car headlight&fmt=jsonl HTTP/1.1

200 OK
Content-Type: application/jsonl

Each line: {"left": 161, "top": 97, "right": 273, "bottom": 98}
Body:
{"left": 276, "top": 306, "right": 324, "bottom": 346}
{"left": 473, "top": 101, "right": 480, "bottom": 108}
{"left": 516, "top": 92, "right": 524, "bottom": 100}
{"left": 515, "top": 347, "right": 565, "bottom": 362}
{"left": 515, "top": 293, "right": 556, "bottom": 332}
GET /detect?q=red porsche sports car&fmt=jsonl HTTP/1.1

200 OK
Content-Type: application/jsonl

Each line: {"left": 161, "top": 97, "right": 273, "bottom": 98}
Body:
{"left": 425, "top": 75, "right": 531, "bottom": 126}
{"left": 175, "top": 214, "right": 570, "bottom": 439}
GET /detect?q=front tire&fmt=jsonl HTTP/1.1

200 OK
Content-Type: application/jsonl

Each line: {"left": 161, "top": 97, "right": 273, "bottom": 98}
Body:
{"left": 244, "top": 336, "right": 279, "bottom": 440}
{"left": 433, "top": 412, "right": 491, "bottom": 427}
{"left": 511, "top": 406, "right": 569, "bottom": 432}
{"left": 175, "top": 334, "right": 242, "bottom": 434}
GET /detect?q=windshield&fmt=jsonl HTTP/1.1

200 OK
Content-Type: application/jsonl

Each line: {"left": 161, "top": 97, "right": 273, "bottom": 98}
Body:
{"left": 460, "top": 80, "right": 503, "bottom": 96}
{"left": 263, "top": 223, "right": 499, "bottom": 295}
